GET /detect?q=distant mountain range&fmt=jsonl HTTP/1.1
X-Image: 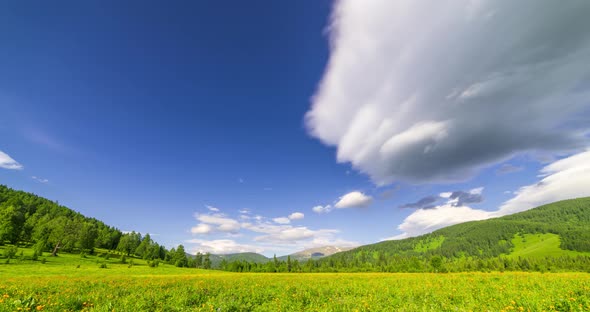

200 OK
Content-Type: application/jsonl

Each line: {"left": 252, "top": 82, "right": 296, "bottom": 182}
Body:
{"left": 203, "top": 246, "right": 356, "bottom": 268}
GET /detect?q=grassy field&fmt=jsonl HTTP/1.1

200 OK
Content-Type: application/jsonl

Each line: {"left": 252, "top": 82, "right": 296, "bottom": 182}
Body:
{"left": 1, "top": 247, "right": 590, "bottom": 311}
{"left": 509, "top": 233, "right": 590, "bottom": 258}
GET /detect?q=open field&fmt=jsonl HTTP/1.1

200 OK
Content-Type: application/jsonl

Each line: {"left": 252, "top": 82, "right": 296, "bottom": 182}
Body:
{"left": 1, "top": 253, "right": 590, "bottom": 311}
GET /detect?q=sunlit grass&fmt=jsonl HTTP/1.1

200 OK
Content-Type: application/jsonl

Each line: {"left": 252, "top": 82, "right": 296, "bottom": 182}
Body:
{"left": 1, "top": 247, "right": 589, "bottom": 312}
{"left": 509, "top": 233, "right": 590, "bottom": 258}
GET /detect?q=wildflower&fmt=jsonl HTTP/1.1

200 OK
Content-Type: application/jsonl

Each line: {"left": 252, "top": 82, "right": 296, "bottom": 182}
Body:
{"left": 36, "top": 306, "right": 44, "bottom": 311}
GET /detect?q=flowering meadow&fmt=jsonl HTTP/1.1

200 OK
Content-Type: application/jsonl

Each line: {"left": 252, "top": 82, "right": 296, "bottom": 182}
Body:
{"left": 1, "top": 261, "right": 589, "bottom": 311}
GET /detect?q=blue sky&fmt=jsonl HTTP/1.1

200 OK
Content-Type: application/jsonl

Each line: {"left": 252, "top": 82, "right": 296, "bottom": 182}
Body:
{"left": 2, "top": 1, "right": 590, "bottom": 256}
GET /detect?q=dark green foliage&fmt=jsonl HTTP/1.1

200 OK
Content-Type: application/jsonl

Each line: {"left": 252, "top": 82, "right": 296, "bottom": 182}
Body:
{"left": 0, "top": 185, "right": 169, "bottom": 261}
{"left": 0, "top": 185, "right": 121, "bottom": 253}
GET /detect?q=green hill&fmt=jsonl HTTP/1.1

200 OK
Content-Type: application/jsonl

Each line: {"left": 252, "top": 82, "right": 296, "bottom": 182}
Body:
{"left": 209, "top": 252, "right": 269, "bottom": 267}
{"left": 321, "top": 197, "right": 590, "bottom": 268}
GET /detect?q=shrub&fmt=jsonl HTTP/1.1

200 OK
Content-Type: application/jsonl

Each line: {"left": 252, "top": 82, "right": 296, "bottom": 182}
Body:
{"left": 4, "top": 246, "right": 17, "bottom": 259}
{"left": 99, "top": 263, "right": 107, "bottom": 269}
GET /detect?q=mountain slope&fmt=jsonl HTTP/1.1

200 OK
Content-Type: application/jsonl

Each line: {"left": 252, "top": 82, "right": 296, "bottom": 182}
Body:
{"left": 323, "top": 197, "right": 590, "bottom": 264}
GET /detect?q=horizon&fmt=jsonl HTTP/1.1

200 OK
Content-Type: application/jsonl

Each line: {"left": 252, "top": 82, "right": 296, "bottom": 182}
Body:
{"left": 2, "top": 0, "right": 590, "bottom": 258}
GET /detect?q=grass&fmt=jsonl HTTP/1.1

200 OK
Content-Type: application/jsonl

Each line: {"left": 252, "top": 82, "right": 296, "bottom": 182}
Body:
{"left": 413, "top": 235, "right": 445, "bottom": 253}
{"left": 1, "top": 246, "right": 590, "bottom": 311}
{"left": 509, "top": 233, "right": 590, "bottom": 258}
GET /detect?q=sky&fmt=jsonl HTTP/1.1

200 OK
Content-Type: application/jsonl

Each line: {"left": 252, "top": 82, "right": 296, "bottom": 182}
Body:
{"left": 1, "top": 0, "right": 590, "bottom": 257}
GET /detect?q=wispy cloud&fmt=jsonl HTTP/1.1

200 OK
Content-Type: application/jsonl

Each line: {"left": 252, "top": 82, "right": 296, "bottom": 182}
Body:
{"left": 312, "top": 205, "right": 332, "bottom": 214}
{"left": 206, "top": 205, "right": 220, "bottom": 212}
{"left": 496, "top": 164, "right": 524, "bottom": 175}
{"left": 32, "top": 176, "right": 49, "bottom": 183}
{"left": 0, "top": 150, "right": 23, "bottom": 170}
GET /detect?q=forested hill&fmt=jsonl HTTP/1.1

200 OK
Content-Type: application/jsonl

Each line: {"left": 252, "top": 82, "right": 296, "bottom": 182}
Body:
{"left": 0, "top": 185, "right": 170, "bottom": 260}
{"left": 322, "top": 197, "right": 590, "bottom": 264}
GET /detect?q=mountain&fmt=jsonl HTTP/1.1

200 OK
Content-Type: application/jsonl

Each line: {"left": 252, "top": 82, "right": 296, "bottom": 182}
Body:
{"left": 200, "top": 252, "right": 269, "bottom": 268}
{"left": 278, "top": 246, "right": 355, "bottom": 261}
{"left": 322, "top": 197, "right": 590, "bottom": 265}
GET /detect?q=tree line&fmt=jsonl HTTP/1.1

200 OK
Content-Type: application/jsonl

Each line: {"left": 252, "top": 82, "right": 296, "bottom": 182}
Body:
{"left": 219, "top": 254, "right": 590, "bottom": 273}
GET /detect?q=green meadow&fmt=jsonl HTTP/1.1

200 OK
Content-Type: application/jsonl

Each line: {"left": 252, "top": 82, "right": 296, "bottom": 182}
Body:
{"left": 1, "top": 246, "right": 590, "bottom": 312}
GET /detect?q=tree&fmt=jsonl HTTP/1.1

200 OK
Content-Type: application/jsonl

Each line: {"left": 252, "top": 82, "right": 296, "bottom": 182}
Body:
{"left": 173, "top": 245, "right": 188, "bottom": 267}
{"left": 430, "top": 255, "right": 443, "bottom": 272}
{"left": 203, "top": 253, "right": 211, "bottom": 269}
{"left": 77, "top": 222, "right": 98, "bottom": 252}
{"left": 135, "top": 233, "right": 152, "bottom": 258}
{"left": 195, "top": 252, "right": 203, "bottom": 268}
{"left": 0, "top": 205, "right": 25, "bottom": 244}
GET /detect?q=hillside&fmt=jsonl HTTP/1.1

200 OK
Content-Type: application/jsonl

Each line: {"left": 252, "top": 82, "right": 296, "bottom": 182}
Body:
{"left": 322, "top": 197, "right": 590, "bottom": 266}
{"left": 208, "top": 252, "right": 269, "bottom": 267}
{"left": 278, "top": 246, "right": 355, "bottom": 261}
{"left": 0, "top": 185, "right": 197, "bottom": 269}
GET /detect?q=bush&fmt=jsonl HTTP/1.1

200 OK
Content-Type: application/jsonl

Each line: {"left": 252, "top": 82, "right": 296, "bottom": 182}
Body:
{"left": 99, "top": 263, "right": 107, "bottom": 269}
{"left": 121, "top": 255, "right": 127, "bottom": 264}
{"left": 41, "top": 257, "right": 47, "bottom": 264}
{"left": 4, "top": 246, "right": 17, "bottom": 259}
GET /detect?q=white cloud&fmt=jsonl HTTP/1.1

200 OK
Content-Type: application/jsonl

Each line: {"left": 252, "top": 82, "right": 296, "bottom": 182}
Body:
{"left": 312, "top": 205, "right": 332, "bottom": 214}
{"left": 185, "top": 239, "right": 264, "bottom": 255}
{"left": 390, "top": 150, "right": 590, "bottom": 239}
{"left": 0, "top": 151, "right": 23, "bottom": 170}
{"left": 192, "top": 213, "right": 241, "bottom": 234}
{"left": 494, "top": 150, "right": 590, "bottom": 216}
{"left": 394, "top": 204, "right": 491, "bottom": 239}
{"left": 306, "top": 0, "right": 590, "bottom": 184}
{"left": 206, "top": 205, "right": 220, "bottom": 212}
{"left": 189, "top": 209, "right": 351, "bottom": 254}
{"left": 32, "top": 176, "right": 49, "bottom": 183}
{"left": 439, "top": 192, "right": 452, "bottom": 199}
{"left": 334, "top": 191, "right": 373, "bottom": 209}
{"left": 272, "top": 217, "right": 291, "bottom": 224}
{"left": 241, "top": 220, "right": 341, "bottom": 245}
{"left": 288, "top": 212, "right": 304, "bottom": 220}
{"left": 190, "top": 223, "right": 213, "bottom": 234}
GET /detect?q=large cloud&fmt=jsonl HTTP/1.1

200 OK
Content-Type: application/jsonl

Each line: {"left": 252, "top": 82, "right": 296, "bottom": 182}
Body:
{"left": 0, "top": 150, "right": 23, "bottom": 170}
{"left": 306, "top": 0, "right": 590, "bottom": 184}
{"left": 390, "top": 150, "right": 590, "bottom": 239}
